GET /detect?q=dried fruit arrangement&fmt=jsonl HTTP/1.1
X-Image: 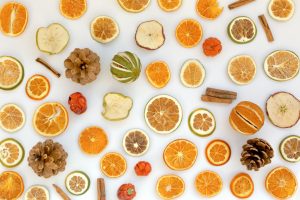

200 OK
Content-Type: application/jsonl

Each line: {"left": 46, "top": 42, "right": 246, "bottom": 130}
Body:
{"left": 0, "top": 0, "right": 299, "bottom": 200}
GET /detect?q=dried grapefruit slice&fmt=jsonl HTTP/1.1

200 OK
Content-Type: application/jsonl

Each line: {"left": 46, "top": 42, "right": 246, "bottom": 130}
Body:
{"left": 195, "top": 170, "right": 222, "bottom": 197}
{"left": 117, "top": 0, "right": 150, "bottom": 13}
{"left": 268, "top": 0, "right": 294, "bottom": 21}
{"left": 180, "top": 59, "right": 205, "bottom": 88}
{"left": 0, "top": 138, "right": 24, "bottom": 168}
{"left": 25, "top": 185, "right": 49, "bottom": 200}
{"left": 65, "top": 171, "right": 90, "bottom": 195}
{"left": 145, "top": 95, "right": 182, "bottom": 134}
{"left": 264, "top": 50, "right": 299, "bottom": 81}
{"left": 196, "top": 0, "right": 223, "bottom": 20}
{"left": 205, "top": 139, "right": 231, "bottom": 166}
{"left": 280, "top": 135, "right": 300, "bottom": 163}
{"left": 158, "top": 0, "right": 182, "bottom": 12}
{"left": 100, "top": 152, "right": 127, "bottom": 178}
{"left": 0, "top": 104, "right": 25, "bottom": 133}
{"left": 90, "top": 16, "right": 119, "bottom": 44}
{"left": 0, "top": 171, "right": 24, "bottom": 200}
{"left": 188, "top": 108, "right": 216, "bottom": 137}
{"left": 175, "top": 19, "right": 203, "bottom": 48}
{"left": 0, "top": 56, "right": 24, "bottom": 90}
{"left": 145, "top": 61, "right": 170, "bottom": 88}
{"left": 26, "top": 74, "right": 50, "bottom": 100}
{"left": 163, "top": 139, "right": 198, "bottom": 171}
{"left": 230, "top": 173, "right": 254, "bottom": 198}
{"left": 228, "top": 16, "right": 257, "bottom": 44}
{"left": 156, "top": 174, "right": 185, "bottom": 199}
{"left": 123, "top": 129, "right": 149, "bottom": 156}
{"left": 60, "top": 0, "right": 87, "bottom": 19}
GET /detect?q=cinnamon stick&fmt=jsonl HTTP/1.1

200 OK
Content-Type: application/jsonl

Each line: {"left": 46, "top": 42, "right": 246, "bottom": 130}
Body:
{"left": 206, "top": 87, "right": 237, "bottom": 98}
{"left": 36, "top": 58, "right": 61, "bottom": 78}
{"left": 258, "top": 15, "right": 274, "bottom": 42}
{"left": 201, "top": 95, "right": 233, "bottom": 104}
{"left": 97, "top": 178, "right": 106, "bottom": 200}
{"left": 53, "top": 184, "right": 71, "bottom": 200}
{"left": 228, "top": 0, "right": 255, "bottom": 10}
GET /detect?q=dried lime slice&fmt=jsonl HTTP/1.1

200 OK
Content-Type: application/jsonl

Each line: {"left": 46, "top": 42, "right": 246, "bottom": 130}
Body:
{"left": 36, "top": 23, "right": 69, "bottom": 55}
{"left": 0, "top": 138, "right": 25, "bottom": 168}
{"left": 188, "top": 108, "right": 216, "bottom": 137}
{"left": 25, "top": 185, "right": 49, "bottom": 200}
{"left": 0, "top": 56, "right": 24, "bottom": 90}
{"left": 228, "top": 16, "right": 257, "bottom": 44}
{"left": 280, "top": 135, "right": 300, "bottom": 163}
{"left": 65, "top": 171, "right": 90, "bottom": 195}
{"left": 122, "top": 129, "right": 149, "bottom": 156}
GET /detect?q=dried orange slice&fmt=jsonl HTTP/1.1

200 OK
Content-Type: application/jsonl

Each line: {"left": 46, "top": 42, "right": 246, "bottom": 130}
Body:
{"left": 0, "top": 104, "right": 25, "bottom": 133}
{"left": 79, "top": 126, "right": 108, "bottom": 155}
{"left": 60, "top": 0, "right": 87, "bottom": 19}
{"left": 0, "top": 171, "right": 24, "bottom": 200}
{"left": 0, "top": 138, "right": 24, "bottom": 168}
{"left": 100, "top": 152, "right": 127, "bottom": 178}
{"left": 268, "top": 0, "right": 295, "bottom": 21}
{"left": 117, "top": 0, "right": 150, "bottom": 13}
{"left": 175, "top": 19, "right": 203, "bottom": 48}
{"left": 90, "top": 16, "right": 119, "bottom": 44}
{"left": 180, "top": 59, "right": 205, "bottom": 88}
{"left": 26, "top": 74, "right": 50, "bottom": 100}
{"left": 0, "top": 2, "right": 28, "bottom": 36}
{"left": 163, "top": 139, "right": 198, "bottom": 171}
{"left": 145, "top": 95, "right": 182, "bottom": 134}
{"left": 228, "top": 55, "right": 256, "bottom": 85}
{"left": 196, "top": 0, "right": 223, "bottom": 20}
{"left": 158, "top": 0, "right": 182, "bottom": 12}
{"left": 265, "top": 167, "right": 297, "bottom": 199}
{"left": 145, "top": 61, "right": 171, "bottom": 88}
{"left": 156, "top": 174, "right": 185, "bottom": 199}
{"left": 230, "top": 173, "right": 254, "bottom": 199}
{"left": 25, "top": 185, "right": 49, "bottom": 200}
{"left": 205, "top": 139, "right": 231, "bottom": 166}
{"left": 195, "top": 170, "right": 223, "bottom": 197}
{"left": 33, "top": 102, "right": 68, "bottom": 137}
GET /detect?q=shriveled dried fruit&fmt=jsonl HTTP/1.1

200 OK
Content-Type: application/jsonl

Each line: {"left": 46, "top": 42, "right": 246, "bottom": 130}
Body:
{"left": 228, "top": 16, "right": 257, "bottom": 44}
{"left": 68, "top": 92, "right": 87, "bottom": 114}
{"left": 117, "top": 183, "right": 136, "bottom": 200}
{"left": 202, "top": 37, "right": 222, "bottom": 57}
{"left": 134, "top": 161, "right": 152, "bottom": 176}
{"left": 123, "top": 129, "right": 149, "bottom": 156}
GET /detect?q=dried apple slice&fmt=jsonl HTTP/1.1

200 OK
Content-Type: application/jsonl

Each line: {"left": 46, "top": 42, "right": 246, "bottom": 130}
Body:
{"left": 266, "top": 92, "right": 300, "bottom": 128}
{"left": 135, "top": 20, "right": 165, "bottom": 50}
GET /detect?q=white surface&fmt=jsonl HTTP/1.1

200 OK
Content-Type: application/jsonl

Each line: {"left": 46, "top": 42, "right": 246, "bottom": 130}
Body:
{"left": 0, "top": 0, "right": 299, "bottom": 199}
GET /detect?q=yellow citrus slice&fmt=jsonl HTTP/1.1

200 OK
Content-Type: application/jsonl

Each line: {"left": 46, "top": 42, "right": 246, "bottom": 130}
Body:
{"left": 158, "top": 0, "right": 182, "bottom": 12}
{"left": 0, "top": 104, "right": 25, "bottom": 133}
{"left": 33, "top": 102, "right": 68, "bottom": 137}
{"left": 0, "top": 56, "right": 24, "bottom": 90}
{"left": 180, "top": 59, "right": 206, "bottom": 88}
{"left": 175, "top": 19, "right": 203, "bottom": 48}
{"left": 90, "top": 16, "right": 119, "bottom": 43}
{"left": 100, "top": 152, "right": 127, "bottom": 178}
{"left": 0, "top": 171, "right": 24, "bottom": 200}
{"left": 205, "top": 139, "right": 231, "bottom": 166}
{"left": 230, "top": 173, "right": 254, "bottom": 199}
{"left": 145, "top": 61, "right": 171, "bottom": 88}
{"left": 196, "top": 0, "right": 223, "bottom": 20}
{"left": 163, "top": 139, "right": 198, "bottom": 170}
{"left": 117, "top": 0, "right": 150, "bottom": 13}
{"left": 268, "top": 0, "right": 295, "bottom": 21}
{"left": 156, "top": 174, "right": 185, "bottom": 199}
{"left": 26, "top": 74, "right": 50, "bottom": 100}
{"left": 60, "top": 0, "right": 87, "bottom": 19}
{"left": 25, "top": 185, "right": 49, "bottom": 200}
{"left": 195, "top": 170, "right": 223, "bottom": 197}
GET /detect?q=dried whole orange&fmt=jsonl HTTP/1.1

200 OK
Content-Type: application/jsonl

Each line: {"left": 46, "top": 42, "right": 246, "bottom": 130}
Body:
{"left": 163, "top": 139, "right": 198, "bottom": 171}
{"left": 156, "top": 174, "right": 185, "bottom": 199}
{"left": 195, "top": 170, "right": 222, "bottom": 197}
{"left": 26, "top": 74, "right": 50, "bottom": 100}
{"left": 0, "top": 2, "right": 28, "bottom": 36}
{"left": 158, "top": 0, "right": 182, "bottom": 12}
{"left": 33, "top": 102, "right": 69, "bottom": 137}
{"left": 205, "top": 139, "right": 231, "bottom": 166}
{"left": 60, "top": 0, "right": 87, "bottom": 19}
{"left": 117, "top": 0, "right": 150, "bottom": 13}
{"left": 175, "top": 19, "right": 202, "bottom": 48}
{"left": 100, "top": 152, "right": 127, "bottom": 178}
{"left": 196, "top": 0, "right": 223, "bottom": 20}
{"left": 230, "top": 173, "right": 254, "bottom": 199}
{"left": 145, "top": 61, "right": 171, "bottom": 88}
{"left": 265, "top": 167, "right": 297, "bottom": 199}
{"left": 0, "top": 171, "right": 24, "bottom": 200}
{"left": 79, "top": 126, "right": 108, "bottom": 155}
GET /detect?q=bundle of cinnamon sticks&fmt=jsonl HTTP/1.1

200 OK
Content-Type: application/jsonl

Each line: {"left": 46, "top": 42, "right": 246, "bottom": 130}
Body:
{"left": 201, "top": 88, "right": 237, "bottom": 104}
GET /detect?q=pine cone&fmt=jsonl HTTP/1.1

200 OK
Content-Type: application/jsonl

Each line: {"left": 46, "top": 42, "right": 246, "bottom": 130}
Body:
{"left": 241, "top": 138, "right": 274, "bottom": 171}
{"left": 65, "top": 48, "right": 101, "bottom": 85}
{"left": 28, "top": 139, "right": 68, "bottom": 178}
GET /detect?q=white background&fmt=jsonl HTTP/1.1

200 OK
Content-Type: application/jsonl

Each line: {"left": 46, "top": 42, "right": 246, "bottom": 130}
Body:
{"left": 0, "top": 0, "right": 299, "bottom": 199}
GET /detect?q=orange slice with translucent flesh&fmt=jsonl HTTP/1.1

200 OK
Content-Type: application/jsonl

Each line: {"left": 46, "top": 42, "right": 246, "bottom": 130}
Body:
{"left": 156, "top": 174, "right": 185, "bottom": 199}
{"left": 176, "top": 19, "right": 202, "bottom": 48}
{"left": 158, "top": 0, "right": 182, "bottom": 12}
{"left": 0, "top": 104, "right": 25, "bottom": 133}
{"left": 60, "top": 0, "right": 87, "bottom": 19}
{"left": 268, "top": 0, "right": 294, "bottom": 21}
{"left": 163, "top": 139, "right": 198, "bottom": 170}
{"left": 26, "top": 75, "right": 50, "bottom": 100}
{"left": 117, "top": 0, "right": 150, "bottom": 13}
{"left": 230, "top": 173, "right": 254, "bottom": 198}
{"left": 196, "top": 0, "right": 223, "bottom": 20}
{"left": 146, "top": 61, "right": 171, "bottom": 88}
{"left": 0, "top": 171, "right": 24, "bottom": 200}
{"left": 33, "top": 102, "right": 68, "bottom": 137}
{"left": 195, "top": 171, "right": 223, "bottom": 197}
{"left": 100, "top": 152, "right": 127, "bottom": 178}
{"left": 205, "top": 139, "right": 231, "bottom": 166}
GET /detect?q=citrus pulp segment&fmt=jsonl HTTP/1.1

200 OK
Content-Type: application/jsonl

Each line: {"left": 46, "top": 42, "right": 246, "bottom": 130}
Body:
{"left": 0, "top": 171, "right": 24, "bottom": 200}
{"left": 0, "top": 104, "right": 25, "bottom": 133}
{"left": 180, "top": 59, "right": 205, "bottom": 88}
{"left": 0, "top": 138, "right": 24, "bottom": 168}
{"left": 0, "top": 56, "right": 24, "bottom": 90}
{"left": 90, "top": 16, "right": 119, "bottom": 43}
{"left": 175, "top": 19, "right": 203, "bottom": 48}
{"left": 228, "top": 16, "right": 257, "bottom": 44}
{"left": 65, "top": 171, "right": 90, "bottom": 195}
{"left": 25, "top": 74, "right": 50, "bottom": 100}
{"left": 205, "top": 139, "right": 231, "bottom": 166}
{"left": 100, "top": 152, "right": 127, "bottom": 178}
{"left": 25, "top": 185, "right": 49, "bottom": 200}
{"left": 156, "top": 174, "right": 185, "bottom": 199}
{"left": 122, "top": 129, "right": 149, "bottom": 156}
{"left": 188, "top": 108, "right": 216, "bottom": 137}
{"left": 280, "top": 135, "right": 300, "bottom": 162}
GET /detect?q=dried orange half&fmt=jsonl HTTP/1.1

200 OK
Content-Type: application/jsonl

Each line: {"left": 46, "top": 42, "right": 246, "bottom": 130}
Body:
{"left": 33, "top": 102, "right": 68, "bottom": 137}
{"left": 163, "top": 139, "right": 198, "bottom": 171}
{"left": 265, "top": 167, "right": 297, "bottom": 199}
{"left": 158, "top": 0, "right": 182, "bottom": 12}
{"left": 100, "top": 152, "right": 127, "bottom": 178}
{"left": 0, "top": 104, "right": 25, "bottom": 133}
{"left": 79, "top": 126, "right": 108, "bottom": 155}
{"left": 117, "top": 0, "right": 150, "bottom": 13}
{"left": 268, "top": 0, "right": 295, "bottom": 21}
{"left": 0, "top": 2, "right": 28, "bottom": 36}
{"left": 205, "top": 139, "right": 231, "bottom": 166}
{"left": 175, "top": 19, "right": 203, "bottom": 48}
{"left": 196, "top": 0, "right": 223, "bottom": 20}
{"left": 145, "top": 61, "right": 171, "bottom": 88}
{"left": 0, "top": 171, "right": 24, "bottom": 200}
{"left": 156, "top": 174, "right": 185, "bottom": 199}
{"left": 90, "top": 16, "right": 119, "bottom": 44}
{"left": 26, "top": 74, "right": 50, "bottom": 100}
{"left": 195, "top": 170, "right": 223, "bottom": 197}
{"left": 60, "top": 0, "right": 87, "bottom": 19}
{"left": 230, "top": 173, "right": 254, "bottom": 199}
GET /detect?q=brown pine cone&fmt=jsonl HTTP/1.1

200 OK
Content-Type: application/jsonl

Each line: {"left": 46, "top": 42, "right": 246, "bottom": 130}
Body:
{"left": 28, "top": 139, "right": 68, "bottom": 178}
{"left": 241, "top": 138, "right": 274, "bottom": 171}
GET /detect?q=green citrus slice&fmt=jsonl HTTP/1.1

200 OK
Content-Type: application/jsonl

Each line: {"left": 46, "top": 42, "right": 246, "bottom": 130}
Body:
{"left": 36, "top": 23, "right": 69, "bottom": 55}
{"left": 65, "top": 171, "right": 90, "bottom": 195}
{"left": 0, "top": 56, "right": 24, "bottom": 90}
{"left": 180, "top": 59, "right": 205, "bottom": 88}
{"left": 0, "top": 138, "right": 25, "bottom": 168}
{"left": 0, "top": 104, "right": 26, "bottom": 133}
{"left": 25, "top": 185, "right": 49, "bottom": 200}
{"left": 188, "top": 108, "right": 216, "bottom": 137}
{"left": 280, "top": 135, "right": 300, "bottom": 163}
{"left": 122, "top": 129, "right": 150, "bottom": 156}
{"left": 228, "top": 16, "right": 257, "bottom": 44}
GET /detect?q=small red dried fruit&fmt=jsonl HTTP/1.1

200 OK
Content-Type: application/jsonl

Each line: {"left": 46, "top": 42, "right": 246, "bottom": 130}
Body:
{"left": 202, "top": 37, "right": 222, "bottom": 57}
{"left": 117, "top": 183, "right": 136, "bottom": 200}
{"left": 68, "top": 92, "right": 87, "bottom": 114}
{"left": 134, "top": 161, "right": 152, "bottom": 176}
